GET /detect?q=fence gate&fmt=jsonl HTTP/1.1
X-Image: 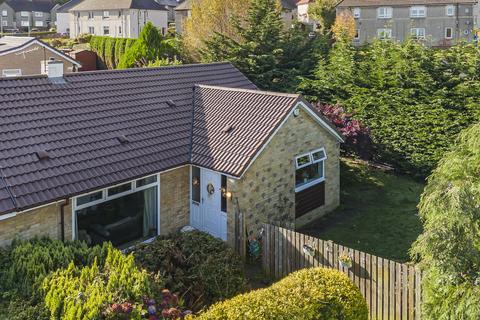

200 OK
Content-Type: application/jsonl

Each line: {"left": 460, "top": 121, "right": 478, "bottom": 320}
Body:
{"left": 262, "top": 224, "right": 422, "bottom": 320}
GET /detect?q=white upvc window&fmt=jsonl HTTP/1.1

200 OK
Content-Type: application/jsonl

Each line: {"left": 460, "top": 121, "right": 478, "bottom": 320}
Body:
{"left": 354, "top": 29, "right": 360, "bottom": 40}
{"left": 103, "top": 25, "right": 109, "bottom": 35}
{"left": 410, "top": 6, "right": 426, "bottom": 18}
{"left": 103, "top": 11, "right": 109, "bottom": 18}
{"left": 2, "top": 69, "right": 22, "bottom": 77}
{"left": 2, "top": 21, "right": 7, "bottom": 26}
{"left": 295, "top": 148, "right": 327, "bottom": 192}
{"left": 1, "top": 10, "right": 7, "bottom": 17}
{"left": 353, "top": 7, "right": 361, "bottom": 18}
{"left": 88, "top": 11, "right": 94, "bottom": 19}
{"left": 20, "top": 20, "right": 29, "bottom": 27}
{"left": 34, "top": 11, "right": 43, "bottom": 17}
{"left": 377, "top": 28, "right": 392, "bottom": 39}
{"left": 88, "top": 26, "right": 94, "bottom": 34}
{"left": 20, "top": 11, "right": 29, "bottom": 17}
{"left": 34, "top": 20, "right": 43, "bottom": 27}
{"left": 446, "top": 5, "right": 455, "bottom": 16}
{"left": 118, "top": 26, "right": 122, "bottom": 34}
{"left": 445, "top": 27, "right": 453, "bottom": 39}
{"left": 411, "top": 27, "right": 425, "bottom": 39}
{"left": 377, "top": 7, "right": 392, "bottom": 19}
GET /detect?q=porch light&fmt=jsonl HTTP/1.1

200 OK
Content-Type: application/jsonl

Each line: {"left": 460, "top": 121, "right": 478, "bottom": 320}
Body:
{"left": 221, "top": 187, "right": 232, "bottom": 199}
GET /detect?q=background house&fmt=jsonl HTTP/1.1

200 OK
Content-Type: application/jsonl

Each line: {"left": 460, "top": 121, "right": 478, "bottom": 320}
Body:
{"left": 68, "top": 0, "right": 169, "bottom": 39}
{"left": 0, "top": 36, "right": 81, "bottom": 76}
{"left": 156, "top": 0, "right": 180, "bottom": 24}
{"left": 297, "top": 0, "right": 319, "bottom": 31}
{"left": 55, "top": 0, "right": 83, "bottom": 35}
{"left": 337, "top": 0, "right": 479, "bottom": 47}
{"left": 0, "top": 62, "right": 342, "bottom": 248}
{"left": 0, "top": 0, "right": 55, "bottom": 32}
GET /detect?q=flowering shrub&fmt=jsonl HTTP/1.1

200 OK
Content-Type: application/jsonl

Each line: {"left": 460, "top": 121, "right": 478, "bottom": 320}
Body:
{"left": 313, "top": 103, "right": 373, "bottom": 160}
{"left": 104, "top": 290, "right": 192, "bottom": 320}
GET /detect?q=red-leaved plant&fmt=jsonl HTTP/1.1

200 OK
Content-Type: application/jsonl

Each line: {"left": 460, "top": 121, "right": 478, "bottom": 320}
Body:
{"left": 105, "top": 289, "right": 192, "bottom": 320}
{"left": 313, "top": 103, "right": 373, "bottom": 160}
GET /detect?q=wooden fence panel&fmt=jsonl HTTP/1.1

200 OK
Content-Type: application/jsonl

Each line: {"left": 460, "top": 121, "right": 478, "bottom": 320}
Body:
{"left": 262, "top": 224, "right": 422, "bottom": 320}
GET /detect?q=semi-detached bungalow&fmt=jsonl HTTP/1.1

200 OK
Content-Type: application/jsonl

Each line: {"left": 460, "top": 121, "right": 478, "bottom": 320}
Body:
{"left": 0, "top": 62, "right": 344, "bottom": 248}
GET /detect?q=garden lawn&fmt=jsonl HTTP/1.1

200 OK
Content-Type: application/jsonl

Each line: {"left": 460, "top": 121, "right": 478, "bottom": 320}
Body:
{"left": 300, "top": 158, "right": 424, "bottom": 262}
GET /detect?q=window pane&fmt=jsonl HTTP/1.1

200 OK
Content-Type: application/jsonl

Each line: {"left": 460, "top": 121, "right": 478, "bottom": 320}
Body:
{"left": 221, "top": 175, "right": 227, "bottom": 212}
{"left": 77, "top": 191, "right": 103, "bottom": 206}
{"left": 76, "top": 186, "right": 158, "bottom": 247}
{"left": 296, "top": 154, "right": 311, "bottom": 167}
{"left": 107, "top": 183, "right": 131, "bottom": 197}
{"left": 312, "top": 149, "right": 326, "bottom": 161}
{"left": 296, "top": 162, "right": 323, "bottom": 187}
{"left": 136, "top": 175, "right": 157, "bottom": 188}
{"left": 192, "top": 167, "right": 201, "bottom": 203}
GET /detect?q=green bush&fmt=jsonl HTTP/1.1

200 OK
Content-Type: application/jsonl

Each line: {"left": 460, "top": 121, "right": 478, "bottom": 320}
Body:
{"left": 299, "top": 40, "right": 480, "bottom": 176}
{"left": 104, "top": 37, "right": 117, "bottom": 69}
{"left": 89, "top": 36, "right": 138, "bottom": 70}
{"left": 42, "top": 247, "right": 153, "bottom": 320}
{"left": 131, "top": 231, "right": 247, "bottom": 311}
{"left": 411, "top": 123, "right": 480, "bottom": 319}
{"left": 195, "top": 267, "right": 368, "bottom": 320}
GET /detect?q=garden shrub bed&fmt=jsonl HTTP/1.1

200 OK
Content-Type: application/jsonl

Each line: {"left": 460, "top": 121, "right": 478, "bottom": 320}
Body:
{"left": 195, "top": 267, "right": 369, "bottom": 320}
{"left": 0, "top": 232, "right": 246, "bottom": 319}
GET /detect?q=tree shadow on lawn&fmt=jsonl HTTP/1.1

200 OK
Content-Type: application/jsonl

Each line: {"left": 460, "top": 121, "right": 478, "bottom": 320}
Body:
{"left": 300, "top": 159, "right": 424, "bottom": 263}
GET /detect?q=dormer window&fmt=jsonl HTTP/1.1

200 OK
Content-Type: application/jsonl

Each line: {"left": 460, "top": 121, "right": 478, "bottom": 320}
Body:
{"left": 377, "top": 7, "right": 392, "bottom": 19}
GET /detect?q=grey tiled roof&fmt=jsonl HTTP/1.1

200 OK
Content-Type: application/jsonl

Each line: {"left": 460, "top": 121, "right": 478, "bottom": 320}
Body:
{"left": 69, "top": 0, "right": 168, "bottom": 11}
{"left": 0, "top": 63, "right": 255, "bottom": 214}
{"left": 5, "top": 0, "right": 55, "bottom": 12}
{"left": 192, "top": 85, "right": 301, "bottom": 177}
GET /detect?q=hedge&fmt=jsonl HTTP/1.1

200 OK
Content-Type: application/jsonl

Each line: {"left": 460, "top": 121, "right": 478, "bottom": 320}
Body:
{"left": 194, "top": 268, "right": 368, "bottom": 320}
{"left": 89, "top": 36, "right": 137, "bottom": 70}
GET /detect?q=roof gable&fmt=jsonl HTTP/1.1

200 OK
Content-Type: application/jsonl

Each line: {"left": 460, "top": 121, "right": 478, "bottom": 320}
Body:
{"left": 0, "top": 63, "right": 255, "bottom": 214}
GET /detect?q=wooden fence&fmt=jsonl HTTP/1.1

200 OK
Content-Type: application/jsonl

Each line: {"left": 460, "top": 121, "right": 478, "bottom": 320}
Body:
{"left": 262, "top": 224, "right": 422, "bottom": 320}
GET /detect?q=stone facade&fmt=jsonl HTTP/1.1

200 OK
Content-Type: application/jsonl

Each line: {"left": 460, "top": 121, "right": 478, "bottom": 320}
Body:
{"left": 0, "top": 201, "right": 72, "bottom": 247}
{"left": 160, "top": 166, "right": 190, "bottom": 235}
{"left": 226, "top": 108, "right": 341, "bottom": 246}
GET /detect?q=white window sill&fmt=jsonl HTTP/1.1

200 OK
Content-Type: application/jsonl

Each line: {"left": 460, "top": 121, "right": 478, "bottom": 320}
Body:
{"left": 295, "top": 177, "right": 325, "bottom": 193}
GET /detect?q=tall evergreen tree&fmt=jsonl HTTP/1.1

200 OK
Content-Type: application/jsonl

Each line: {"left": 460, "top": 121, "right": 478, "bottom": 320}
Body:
{"left": 202, "top": 0, "right": 324, "bottom": 91}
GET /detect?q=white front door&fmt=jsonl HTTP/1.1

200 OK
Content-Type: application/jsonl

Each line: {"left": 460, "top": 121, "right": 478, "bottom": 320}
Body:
{"left": 190, "top": 167, "right": 227, "bottom": 241}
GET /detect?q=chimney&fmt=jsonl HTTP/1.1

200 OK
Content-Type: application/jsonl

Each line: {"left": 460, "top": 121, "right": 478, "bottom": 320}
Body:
{"left": 47, "top": 58, "right": 65, "bottom": 82}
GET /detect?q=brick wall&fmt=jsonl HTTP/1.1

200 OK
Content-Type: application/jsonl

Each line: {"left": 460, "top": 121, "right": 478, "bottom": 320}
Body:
{"left": 0, "top": 201, "right": 70, "bottom": 247}
{"left": 226, "top": 107, "right": 340, "bottom": 246}
{"left": 160, "top": 166, "right": 190, "bottom": 235}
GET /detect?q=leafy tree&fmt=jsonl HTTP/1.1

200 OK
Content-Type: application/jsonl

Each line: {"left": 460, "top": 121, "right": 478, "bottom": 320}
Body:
{"left": 182, "top": 0, "right": 250, "bottom": 60}
{"left": 117, "top": 22, "right": 178, "bottom": 69}
{"left": 332, "top": 10, "right": 356, "bottom": 42}
{"left": 411, "top": 123, "right": 480, "bottom": 319}
{"left": 308, "top": 0, "right": 338, "bottom": 34}
{"left": 202, "top": 0, "right": 324, "bottom": 91}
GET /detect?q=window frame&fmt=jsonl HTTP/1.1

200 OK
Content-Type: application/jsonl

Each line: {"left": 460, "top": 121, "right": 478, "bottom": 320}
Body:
{"left": 103, "top": 11, "right": 110, "bottom": 18}
{"left": 446, "top": 5, "right": 455, "bottom": 16}
{"left": 377, "top": 28, "right": 392, "bottom": 40}
{"left": 34, "top": 11, "right": 43, "bottom": 17}
{"left": 410, "top": 6, "right": 426, "bottom": 18}
{"left": 353, "top": 7, "right": 361, "bottom": 18}
{"left": 20, "top": 20, "right": 29, "bottom": 27}
{"left": 88, "top": 26, "right": 95, "bottom": 34}
{"left": 445, "top": 27, "right": 453, "bottom": 39}
{"left": 34, "top": 20, "right": 43, "bottom": 27}
{"left": 411, "top": 27, "right": 426, "bottom": 39}
{"left": 20, "top": 11, "right": 29, "bottom": 17}
{"left": 73, "top": 174, "right": 159, "bottom": 210}
{"left": 377, "top": 7, "right": 392, "bottom": 19}
{"left": 354, "top": 29, "right": 360, "bottom": 40}
{"left": 295, "top": 148, "right": 327, "bottom": 193}
{"left": 2, "top": 10, "right": 7, "bottom": 17}
{"left": 2, "top": 69, "right": 22, "bottom": 77}
{"left": 103, "top": 25, "right": 109, "bottom": 35}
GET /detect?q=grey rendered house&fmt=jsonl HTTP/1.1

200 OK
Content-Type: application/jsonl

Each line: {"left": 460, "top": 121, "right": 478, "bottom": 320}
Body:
{"left": 0, "top": 0, "right": 55, "bottom": 32}
{"left": 337, "top": 0, "right": 479, "bottom": 47}
{"left": 0, "top": 62, "right": 343, "bottom": 249}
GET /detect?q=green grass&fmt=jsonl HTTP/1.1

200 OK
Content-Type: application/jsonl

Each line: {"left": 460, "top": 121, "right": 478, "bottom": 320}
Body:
{"left": 300, "top": 158, "right": 424, "bottom": 262}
